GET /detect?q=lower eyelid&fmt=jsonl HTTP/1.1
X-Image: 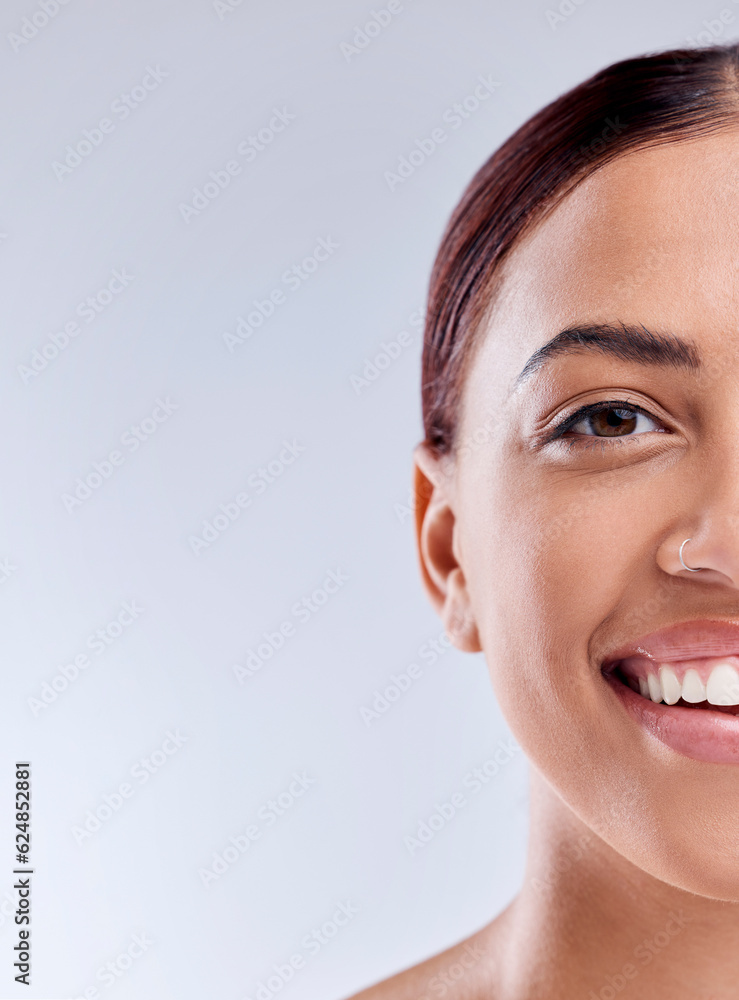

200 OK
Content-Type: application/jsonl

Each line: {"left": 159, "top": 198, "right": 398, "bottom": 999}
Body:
{"left": 571, "top": 411, "right": 659, "bottom": 436}
{"left": 551, "top": 404, "right": 666, "bottom": 442}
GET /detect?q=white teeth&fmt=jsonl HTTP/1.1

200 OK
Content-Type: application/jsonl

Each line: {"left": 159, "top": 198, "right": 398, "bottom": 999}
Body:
{"left": 681, "top": 669, "right": 707, "bottom": 704}
{"left": 647, "top": 673, "right": 662, "bottom": 703}
{"left": 634, "top": 660, "right": 739, "bottom": 705}
{"left": 706, "top": 663, "right": 739, "bottom": 706}
{"left": 659, "top": 665, "right": 682, "bottom": 705}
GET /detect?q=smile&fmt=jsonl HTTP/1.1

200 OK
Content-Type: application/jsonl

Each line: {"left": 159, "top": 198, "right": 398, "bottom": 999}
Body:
{"left": 601, "top": 620, "right": 739, "bottom": 764}
{"left": 615, "top": 656, "right": 739, "bottom": 712}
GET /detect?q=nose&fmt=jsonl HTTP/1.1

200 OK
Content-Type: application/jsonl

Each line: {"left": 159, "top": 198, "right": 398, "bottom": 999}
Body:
{"left": 655, "top": 420, "right": 739, "bottom": 587}
{"left": 657, "top": 518, "right": 739, "bottom": 588}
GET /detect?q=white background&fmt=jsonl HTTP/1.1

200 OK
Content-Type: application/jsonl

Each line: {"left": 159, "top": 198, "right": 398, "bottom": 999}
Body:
{"left": 0, "top": 1, "right": 733, "bottom": 997}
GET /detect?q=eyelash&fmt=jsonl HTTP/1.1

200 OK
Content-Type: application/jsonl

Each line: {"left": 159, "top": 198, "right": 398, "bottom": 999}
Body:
{"left": 545, "top": 399, "right": 665, "bottom": 449}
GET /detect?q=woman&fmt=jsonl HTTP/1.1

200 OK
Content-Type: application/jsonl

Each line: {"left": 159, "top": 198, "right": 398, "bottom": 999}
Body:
{"left": 352, "top": 41, "right": 739, "bottom": 999}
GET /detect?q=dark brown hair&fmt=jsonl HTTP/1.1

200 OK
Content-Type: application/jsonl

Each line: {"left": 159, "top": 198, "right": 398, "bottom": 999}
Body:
{"left": 422, "top": 43, "right": 739, "bottom": 456}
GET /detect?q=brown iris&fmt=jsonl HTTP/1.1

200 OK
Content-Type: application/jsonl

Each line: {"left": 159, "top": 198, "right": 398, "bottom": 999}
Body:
{"left": 588, "top": 407, "right": 638, "bottom": 436}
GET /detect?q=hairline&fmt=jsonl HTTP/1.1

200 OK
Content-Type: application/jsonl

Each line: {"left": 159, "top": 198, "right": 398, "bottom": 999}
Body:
{"left": 442, "top": 124, "right": 739, "bottom": 462}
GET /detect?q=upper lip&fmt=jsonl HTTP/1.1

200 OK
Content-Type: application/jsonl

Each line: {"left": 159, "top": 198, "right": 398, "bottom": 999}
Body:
{"left": 601, "top": 618, "right": 739, "bottom": 668}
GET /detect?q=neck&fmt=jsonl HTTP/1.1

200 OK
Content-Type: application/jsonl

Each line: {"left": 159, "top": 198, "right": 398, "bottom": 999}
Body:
{"left": 494, "top": 769, "right": 739, "bottom": 999}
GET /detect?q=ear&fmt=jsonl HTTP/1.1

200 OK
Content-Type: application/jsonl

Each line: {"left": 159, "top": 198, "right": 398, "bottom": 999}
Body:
{"left": 413, "top": 442, "right": 481, "bottom": 653}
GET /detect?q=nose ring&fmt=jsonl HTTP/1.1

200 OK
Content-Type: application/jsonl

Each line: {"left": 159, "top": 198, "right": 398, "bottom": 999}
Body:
{"left": 679, "top": 537, "right": 702, "bottom": 573}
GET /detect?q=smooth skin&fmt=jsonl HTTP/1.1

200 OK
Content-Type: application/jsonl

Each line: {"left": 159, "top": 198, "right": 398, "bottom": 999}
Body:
{"left": 350, "top": 129, "right": 739, "bottom": 999}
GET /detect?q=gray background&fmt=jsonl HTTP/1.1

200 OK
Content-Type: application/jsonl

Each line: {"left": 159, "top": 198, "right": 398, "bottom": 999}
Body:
{"left": 0, "top": 0, "right": 732, "bottom": 997}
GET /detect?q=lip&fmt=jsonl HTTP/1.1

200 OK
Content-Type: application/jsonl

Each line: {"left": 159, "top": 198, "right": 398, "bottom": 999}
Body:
{"left": 604, "top": 671, "right": 739, "bottom": 764}
{"left": 602, "top": 619, "right": 739, "bottom": 764}
{"left": 602, "top": 618, "right": 739, "bottom": 666}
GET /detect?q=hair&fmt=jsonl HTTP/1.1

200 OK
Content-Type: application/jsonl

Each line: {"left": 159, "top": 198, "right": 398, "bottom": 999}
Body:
{"left": 422, "top": 42, "right": 739, "bottom": 457}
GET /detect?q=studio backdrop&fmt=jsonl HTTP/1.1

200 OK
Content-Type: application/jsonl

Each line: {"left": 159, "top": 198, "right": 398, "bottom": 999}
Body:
{"left": 0, "top": 0, "right": 726, "bottom": 997}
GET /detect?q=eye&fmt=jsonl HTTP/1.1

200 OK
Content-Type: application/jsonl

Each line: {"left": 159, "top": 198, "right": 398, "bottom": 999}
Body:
{"left": 553, "top": 401, "right": 664, "bottom": 441}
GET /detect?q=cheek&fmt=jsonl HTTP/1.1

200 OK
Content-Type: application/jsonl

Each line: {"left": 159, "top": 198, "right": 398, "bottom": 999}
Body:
{"left": 461, "top": 442, "right": 683, "bottom": 696}
{"left": 456, "top": 455, "right": 660, "bottom": 800}
{"left": 457, "top": 455, "right": 739, "bottom": 899}
{"left": 461, "top": 464, "right": 635, "bottom": 705}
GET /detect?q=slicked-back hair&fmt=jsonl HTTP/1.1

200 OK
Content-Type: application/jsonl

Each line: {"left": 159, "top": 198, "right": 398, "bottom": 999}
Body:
{"left": 422, "top": 43, "right": 739, "bottom": 456}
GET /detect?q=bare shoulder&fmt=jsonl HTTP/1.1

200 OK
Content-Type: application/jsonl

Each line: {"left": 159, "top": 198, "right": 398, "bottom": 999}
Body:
{"left": 345, "top": 911, "right": 510, "bottom": 1000}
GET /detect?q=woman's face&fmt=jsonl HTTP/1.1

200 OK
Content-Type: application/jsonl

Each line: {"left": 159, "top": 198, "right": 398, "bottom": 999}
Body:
{"left": 438, "top": 129, "right": 739, "bottom": 899}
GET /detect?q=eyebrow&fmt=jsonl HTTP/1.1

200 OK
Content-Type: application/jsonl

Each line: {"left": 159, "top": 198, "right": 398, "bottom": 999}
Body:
{"left": 514, "top": 322, "right": 702, "bottom": 387}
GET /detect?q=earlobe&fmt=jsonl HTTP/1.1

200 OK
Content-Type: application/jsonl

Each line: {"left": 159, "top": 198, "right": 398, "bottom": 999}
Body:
{"left": 413, "top": 443, "right": 482, "bottom": 653}
{"left": 443, "top": 568, "right": 482, "bottom": 652}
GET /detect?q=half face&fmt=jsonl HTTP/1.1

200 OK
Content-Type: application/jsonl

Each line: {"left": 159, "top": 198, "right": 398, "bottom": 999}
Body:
{"left": 449, "top": 128, "right": 739, "bottom": 899}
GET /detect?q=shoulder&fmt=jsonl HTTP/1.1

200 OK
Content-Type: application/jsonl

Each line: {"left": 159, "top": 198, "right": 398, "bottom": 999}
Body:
{"left": 345, "top": 918, "right": 505, "bottom": 1000}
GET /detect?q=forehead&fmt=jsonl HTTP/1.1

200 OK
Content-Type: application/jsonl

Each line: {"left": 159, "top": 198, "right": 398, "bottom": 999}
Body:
{"left": 467, "top": 128, "right": 739, "bottom": 401}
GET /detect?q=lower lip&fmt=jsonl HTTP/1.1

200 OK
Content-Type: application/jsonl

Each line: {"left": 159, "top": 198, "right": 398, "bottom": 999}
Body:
{"left": 604, "top": 671, "right": 739, "bottom": 765}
